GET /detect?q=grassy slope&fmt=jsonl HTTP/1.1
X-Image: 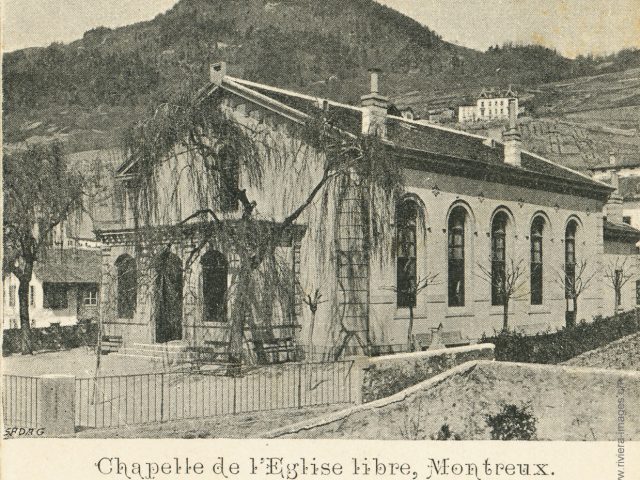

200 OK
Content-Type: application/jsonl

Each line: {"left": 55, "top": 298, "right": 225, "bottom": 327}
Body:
{"left": 563, "top": 332, "right": 640, "bottom": 370}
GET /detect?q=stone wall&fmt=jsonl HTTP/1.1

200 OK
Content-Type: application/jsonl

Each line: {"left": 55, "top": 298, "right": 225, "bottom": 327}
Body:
{"left": 269, "top": 360, "right": 640, "bottom": 440}
{"left": 360, "top": 344, "right": 494, "bottom": 403}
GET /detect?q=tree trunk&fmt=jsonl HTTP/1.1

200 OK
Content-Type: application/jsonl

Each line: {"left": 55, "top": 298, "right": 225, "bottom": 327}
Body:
{"left": 228, "top": 295, "right": 246, "bottom": 369}
{"left": 572, "top": 297, "right": 578, "bottom": 326}
{"left": 307, "top": 312, "right": 316, "bottom": 361}
{"left": 502, "top": 299, "right": 509, "bottom": 333}
{"left": 228, "top": 261, "right": 252, "bottom": 370}
{"left": 407, "top": 306, "right": 414, "bottom": 351}
{"left": 17, "top": 266, "right": 34, "bottom": 355}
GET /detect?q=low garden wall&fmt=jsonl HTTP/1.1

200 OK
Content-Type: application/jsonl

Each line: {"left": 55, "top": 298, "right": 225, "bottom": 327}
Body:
{"left": 360, "top": 343, "right": 495, "bottom": 403}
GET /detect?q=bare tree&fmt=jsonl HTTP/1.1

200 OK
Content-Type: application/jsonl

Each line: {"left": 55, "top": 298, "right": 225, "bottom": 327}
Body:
{"left": 124, "top": 88, "right": 404, "bottom": 365}
{"left": 603, "top": 256, "right": 637, "bottom": 319}
{"left": 301, "top": 286, "right": 327, "bottom": 360}
{"left": 386, "top": 273, "right": 440, "bottom": 351}
{"left": 3, "top": 142, "right": 85, "bottom": 354}
{"left": 554, "top": 258, "right": 597, "bottom": 327}
{"left": 476, "top": 258, "right": 528, "bottom": 333}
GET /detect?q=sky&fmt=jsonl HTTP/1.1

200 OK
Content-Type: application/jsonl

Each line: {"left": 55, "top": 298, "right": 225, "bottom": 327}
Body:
{"left": 2, "top": 0, "right": 639, "bottom": 57}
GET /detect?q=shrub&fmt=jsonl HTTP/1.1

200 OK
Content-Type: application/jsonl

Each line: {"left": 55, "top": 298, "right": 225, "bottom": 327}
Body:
{"left": 2, "top": 321, "right": 99, "bottom": 356}
{"left": 431, "top": 424, "right": 461, "bottom": 440}
{"left": 481, "top": 309, "right": 640, "bottom": 364}
{"left": 486, "top": 403, "right": 537, "bottom": 440}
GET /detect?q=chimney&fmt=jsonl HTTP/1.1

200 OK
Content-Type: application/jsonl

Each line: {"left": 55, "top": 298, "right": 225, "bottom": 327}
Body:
{"left": 608, "top": 151, "right": 621, "bottom": 192}
{"left": 605, "top": 151, "right": 624, "bottom": 223}
{"left": 605, "top": 191, "right": 624, "bottom": 224}
{"left": 361, "top": 68, "right": 388, "bottom": 137}
{"left": 502, "top": 98, "right": 521, "bottom": 167}
{"left": 210, "top": 62, "right": 227, "bottom": 85}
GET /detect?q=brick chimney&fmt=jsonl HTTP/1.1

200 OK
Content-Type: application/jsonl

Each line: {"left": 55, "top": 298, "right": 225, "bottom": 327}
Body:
{"left": 361, "top": 68, "right": 388, "bottom": 137}
{"left": 605, "top": 151, "right": 624, "bottom": 224}
{"left": 210, "top": 62, "right": 227, "bottom": 85}
{"left": 502, "top": 98, "right": 521, "bottom": 167}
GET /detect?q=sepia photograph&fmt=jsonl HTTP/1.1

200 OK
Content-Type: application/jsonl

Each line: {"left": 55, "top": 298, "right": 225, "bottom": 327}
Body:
{"left": 2, "top": 0, "right": 640, "bottom": 457}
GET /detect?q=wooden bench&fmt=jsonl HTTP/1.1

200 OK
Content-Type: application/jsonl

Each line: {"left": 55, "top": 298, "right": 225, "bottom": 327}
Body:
{"left": 412, "top": 330, "right": 470, "bottom": 351}
{"left": 412, "top": 333, "right": 432, "bottom": 351}
{"left": 259, "top": 337, "right": 297, "bottom": 364}
{"left": 100, "top": 335, "right": 123, "bottom": 354}
{"left": 198, "top": 340, "right": 231, "bottom": 363}
{"left": 440, "top": 330, "right": 469, "bottom": 347}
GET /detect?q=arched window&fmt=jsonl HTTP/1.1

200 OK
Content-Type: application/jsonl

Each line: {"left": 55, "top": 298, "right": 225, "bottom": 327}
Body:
{"left": 448, "top": 207, "right": 466, "bottom": 307}
{"left": 530, "top": 217, "right": 544, "bottom": 305}
{"left": 115, "top": 255, "right": 137, "bottom": 319}
{"left": 565, "top": 221, "right": 577, "bottom": 299}
{"left": 491, "top": 212, "right": 508, "bottom": 306}
{"left": 396, "top": 200, "right": 418, "bottom": 307}
{"left": 202, "top": 250, "right": 228, "bottom": 322}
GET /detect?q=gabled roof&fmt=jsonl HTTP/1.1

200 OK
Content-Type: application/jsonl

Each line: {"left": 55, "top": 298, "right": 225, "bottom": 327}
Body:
{"left": 116, "top": 75, "right": 611, "bottom": 200}
{"left": 478, "top": 86, "right": 518, "bottom": 99}
{"left": 34, "top": 250, "right": 101, "bottom": 284}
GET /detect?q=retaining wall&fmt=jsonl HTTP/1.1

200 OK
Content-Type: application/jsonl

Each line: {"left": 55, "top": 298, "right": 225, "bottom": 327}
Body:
{"left": 268, "top": 360, "right": 640, "bottom": 440}
{"left": 360, "top": 343, "right": 495, "bottom": 402}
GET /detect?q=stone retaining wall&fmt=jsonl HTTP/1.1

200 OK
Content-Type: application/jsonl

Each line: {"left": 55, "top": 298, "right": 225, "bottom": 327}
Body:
{"left": 267, "top": 360, "right": 640, "bottom": 440}
{"left": 360, "top": 344, "right": 495, "bottom": 402}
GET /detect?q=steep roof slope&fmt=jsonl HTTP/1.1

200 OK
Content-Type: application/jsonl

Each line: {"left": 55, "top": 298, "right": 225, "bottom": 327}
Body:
{"left": 220, "top": 75, "right": 611, "bottom": 199}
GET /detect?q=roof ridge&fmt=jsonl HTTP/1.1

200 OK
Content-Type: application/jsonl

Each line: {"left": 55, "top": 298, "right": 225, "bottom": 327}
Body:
{"left": 222, "top": 77, "right": 310, "bottom": 120}
{"left": 226, "top": 76, "right": 363, "bottom": 112}
{"left": 387, "top": 114, "right": 488, "bottom": 140}
{"left": 517, "top": 148, "right": 611, "bottom": 187}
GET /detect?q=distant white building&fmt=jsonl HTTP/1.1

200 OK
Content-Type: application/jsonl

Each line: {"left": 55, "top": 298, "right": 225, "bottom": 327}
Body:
{"left": 458, "top": 105, "right": 476, "bottom": 123}
{"left": 458, "top": 86, "right": 519, "bottom": 123}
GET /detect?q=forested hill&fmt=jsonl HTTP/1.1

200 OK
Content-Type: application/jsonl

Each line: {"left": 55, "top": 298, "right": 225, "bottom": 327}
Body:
{"left": 4, "top": 0, "right": 640, "bottom": 151}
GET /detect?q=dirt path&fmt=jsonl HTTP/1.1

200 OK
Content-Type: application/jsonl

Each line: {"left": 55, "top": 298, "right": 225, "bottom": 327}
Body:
{"left": 76, "top": 405, "right": 343, "bottom": 438}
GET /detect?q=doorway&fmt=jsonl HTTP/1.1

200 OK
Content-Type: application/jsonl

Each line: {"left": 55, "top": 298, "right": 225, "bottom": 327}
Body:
{"left": 154, "top": 251, "right": 183, "bottom": 343}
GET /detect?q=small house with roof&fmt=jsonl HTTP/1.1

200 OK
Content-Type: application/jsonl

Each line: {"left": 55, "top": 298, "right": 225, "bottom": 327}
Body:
{"left": 3, "top": 250, "right": 101, "bottom": 330}
{"left": 96, "top": 64, "right": 633, "bottom": 360}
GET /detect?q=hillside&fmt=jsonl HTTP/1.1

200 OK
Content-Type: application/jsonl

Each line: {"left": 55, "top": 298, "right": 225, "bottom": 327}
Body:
{"left": 3, "top": 0, "right": 640, "bottom": 166}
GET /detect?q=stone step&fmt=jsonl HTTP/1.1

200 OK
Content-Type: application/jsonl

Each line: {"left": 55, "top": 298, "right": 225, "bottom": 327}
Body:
{"left": 131, "top": 342, "right": 189, "bottom": 351}
{"left": 111, "top": 352, "right": 166, "bottom": 361}
{"left": 117, "top": 344, "right": 194, "bottom": 362}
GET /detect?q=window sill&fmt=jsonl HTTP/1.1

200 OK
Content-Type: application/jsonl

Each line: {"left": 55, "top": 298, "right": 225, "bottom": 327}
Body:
{"left": 489, "top": 306, "right": 509, "bottom": 316}
{"left": 445, "top": 307, "right": 475, "bottom": 318}
{"left": 528, "top": 305, "right": 551, "bottom": 315}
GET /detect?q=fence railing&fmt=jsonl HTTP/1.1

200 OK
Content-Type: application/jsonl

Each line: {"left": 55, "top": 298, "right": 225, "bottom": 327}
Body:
{"left": 74, "top": 360, "right": 354, "bottom": 429}
{"left": 2, "top": 375, "right": 41, "bottom": 428}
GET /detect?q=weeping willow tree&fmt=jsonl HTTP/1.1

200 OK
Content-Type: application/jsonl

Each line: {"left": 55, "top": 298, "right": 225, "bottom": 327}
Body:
{"left": 123, "top": 86, "right": 404, "bottom": 365}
